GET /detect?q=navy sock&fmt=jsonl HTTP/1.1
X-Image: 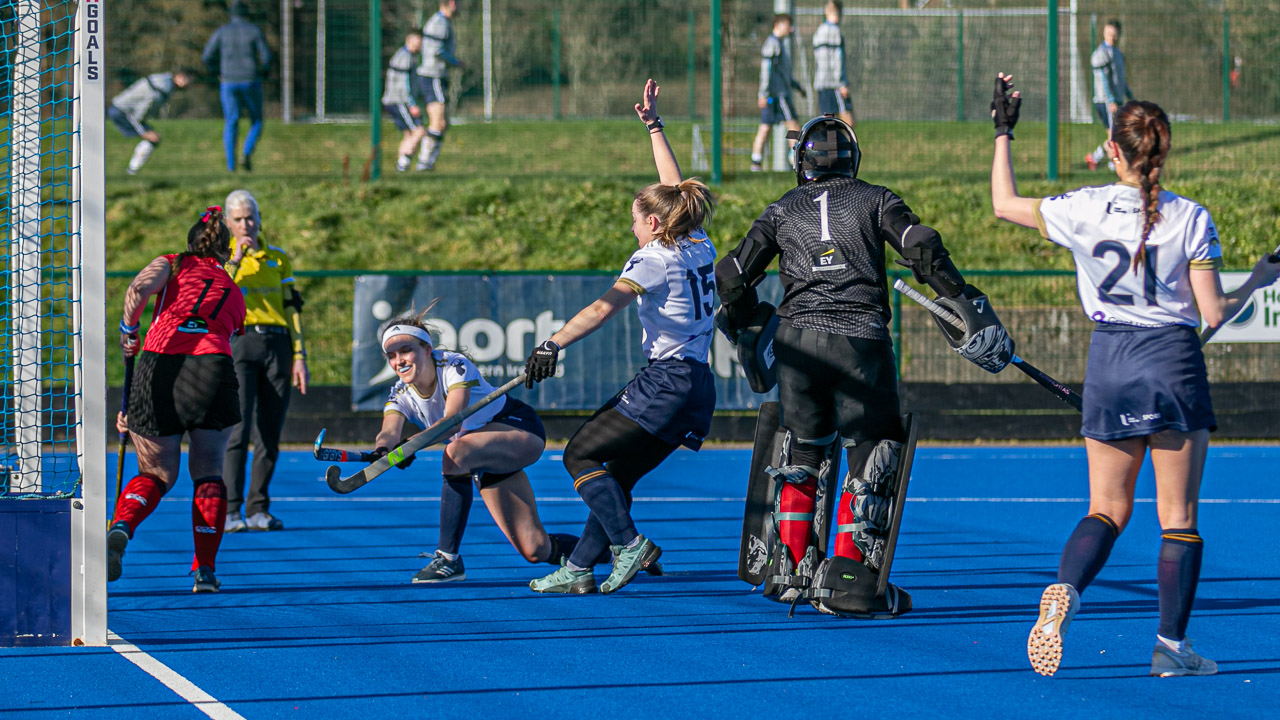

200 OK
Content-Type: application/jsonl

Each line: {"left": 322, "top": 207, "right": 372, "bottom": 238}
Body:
{"left": 1057, "top": 513, "right": 1119, "bottom": 592}
{"left": 1157, "top": 528, "right": 1203, "bottom": 641}
{"left": 437, "top": 474, "right": 473, "bottom": 555}
{"left": 567, "top": 515, "right": 612, "bottom": 569}
{"left": 546, "top": 533, "right": 579, "bottom": 565}
{"left": 574, "top": 467, "right": 638, "bottom": 548}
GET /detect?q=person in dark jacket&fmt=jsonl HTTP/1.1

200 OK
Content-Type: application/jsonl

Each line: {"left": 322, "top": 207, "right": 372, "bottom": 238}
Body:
{"left": 202, "top": 0, "right": 271, "bottom": 172}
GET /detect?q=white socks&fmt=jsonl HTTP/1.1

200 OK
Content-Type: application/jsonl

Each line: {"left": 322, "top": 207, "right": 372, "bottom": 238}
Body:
{"left": 128, "top": 140, "right": 154, "bottom": 174}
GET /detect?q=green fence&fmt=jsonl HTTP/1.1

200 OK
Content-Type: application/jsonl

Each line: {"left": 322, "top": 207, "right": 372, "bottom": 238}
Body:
{"left": 104, "top": 269, "right": 1280, "bottom": 389}
{"left": 100, "top": 1, "right": 1280, "bottom": 181}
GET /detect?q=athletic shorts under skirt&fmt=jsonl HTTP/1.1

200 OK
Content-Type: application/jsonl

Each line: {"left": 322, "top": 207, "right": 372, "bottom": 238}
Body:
{"left": 610, "top": 357, "right": 715, "bottom": 450}
{"left": 128, "top": 350, "right": 241, "bottom": 437}
{"left": 1082, "top": 322, "right": 1216, "bottom": 441}
{"left": 817, "top": 89, "right": 850, "bottom": 116}
{"left": 486, "top": 396, "right": 546, "bottom": 442}
{"left": 774, "top": 320, "right": 903, "bottom": 445}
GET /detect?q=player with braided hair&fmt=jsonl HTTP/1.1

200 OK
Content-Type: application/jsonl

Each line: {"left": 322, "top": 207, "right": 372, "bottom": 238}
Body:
{"left": 108, "top": 207, "right": 247, "bottom": 593}
{"left": 990, "top": 73, "right": 1280, "bottom": 677}
{"left": 524, "top": 79, "right": 716, "bottom": 595}
{"left": 372, "top": 309, "right": 577, "bottom": 583}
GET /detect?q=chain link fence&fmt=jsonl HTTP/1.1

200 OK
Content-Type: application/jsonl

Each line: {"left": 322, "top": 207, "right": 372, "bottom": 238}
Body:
{"left": 98, "top": 1, "right": 1280, "bottom": 179}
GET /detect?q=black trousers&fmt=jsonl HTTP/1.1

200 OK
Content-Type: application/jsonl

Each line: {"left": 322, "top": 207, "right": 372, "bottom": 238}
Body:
{"left": 223, "top": 329, "right": 293, "bottom": 516}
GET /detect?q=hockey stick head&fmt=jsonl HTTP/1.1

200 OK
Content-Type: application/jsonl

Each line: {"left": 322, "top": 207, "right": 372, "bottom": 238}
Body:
{"left": 326, "top": 464, "right": 370, "bottom": 494}
{"left": 313, "top": 428, "right": 327, "bottom": 460}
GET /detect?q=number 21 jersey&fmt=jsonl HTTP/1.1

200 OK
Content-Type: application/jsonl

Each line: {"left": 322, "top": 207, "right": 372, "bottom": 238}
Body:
{"left": 1036, "top": 183, "right": 1223, "bottom": 327}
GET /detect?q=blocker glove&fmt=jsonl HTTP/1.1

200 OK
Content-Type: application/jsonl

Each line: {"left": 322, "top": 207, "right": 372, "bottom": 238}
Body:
{"left": 991, "top": 73, "right": 1021, "bottom": 140}
{"left": 933, "top": 285, "right": 1015, "bottom": 374}
{"left": 524, "top": 340, "right": 560, "bottom": 388}
{"left": 372, "top": 446, "right": 415, "bottom": 470}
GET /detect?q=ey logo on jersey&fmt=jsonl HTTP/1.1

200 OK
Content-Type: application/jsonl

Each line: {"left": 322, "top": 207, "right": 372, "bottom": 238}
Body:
{"left": 177, "top": 316, "right": 210, "bottom": 334}
{"left": 812, "top": 247, "right": 847, "bottom": 273}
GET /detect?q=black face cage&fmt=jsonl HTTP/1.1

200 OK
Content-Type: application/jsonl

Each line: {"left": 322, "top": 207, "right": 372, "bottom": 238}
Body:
{"left": 792, "top": 115, "right": 861, "bottom": 185}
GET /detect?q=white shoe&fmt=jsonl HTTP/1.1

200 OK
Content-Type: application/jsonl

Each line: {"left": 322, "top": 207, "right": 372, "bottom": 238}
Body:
{"left": 224, "top": 514, "right": 247, "bottom": 533}
{"left": 1027, "top": 583, "right": 1079, "bottom": 676}
{"left": 246, "top": 512, "right": 284, "bottom": 531}
{"left": 1151, "top": 639, "right": 1217, "bottom": 677}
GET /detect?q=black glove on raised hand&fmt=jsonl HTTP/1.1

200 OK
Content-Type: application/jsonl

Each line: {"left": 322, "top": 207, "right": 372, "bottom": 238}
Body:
{"left": 991, "top": 74, "right": 1021, "bottom": 140}
{"left": 372, "top": 445, "right": 415, "bottom": 470}
{"left": 524, "top": 339, "right": 560, "bottom": 388}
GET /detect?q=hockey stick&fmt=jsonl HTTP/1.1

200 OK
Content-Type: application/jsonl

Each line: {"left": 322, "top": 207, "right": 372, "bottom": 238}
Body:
{"left": 312, "top": 428, "right": 379, "bottom": 463}
{"left": 1198, "top": 243, "right": 1280, "bottom": 346}
{"left": 893, "top": 279, "right": 1084, "bottom": 413}
{"left": 326, "top": 374, "right": 528, "bottom": 494}
{"left": 111, "top": 355, "right": 135, "bottom": 525}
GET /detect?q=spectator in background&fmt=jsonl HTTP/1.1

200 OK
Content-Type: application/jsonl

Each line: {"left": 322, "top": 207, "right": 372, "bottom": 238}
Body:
{"left": 202, "top": 0, "right": 271, "bottom": 173}
{"left": 221, "top": 189, "right": 309, "bottom": 533}
{"left": 384, "top": 32, "right": 428, "bottom": 172}
{"left": 108, "top": 69, "right": 191, "bottom": 175}
{"left": 414, "top": 0, "right": 464, "bottom": 171}
{"left": 1085, "top": 19, "right": 1134, "bottom": 171}
{"left": 750, "top": 13, "right": 805, "bottom": 173}
{"left": 813, "top": 1, "right": 854, "bottom": 130}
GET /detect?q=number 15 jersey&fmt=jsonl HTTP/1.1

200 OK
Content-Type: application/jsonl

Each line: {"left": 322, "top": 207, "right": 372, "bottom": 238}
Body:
{"left": 1036, "top": 182, "right": 1223, "bottom": 328}
{"left": 615, "top": 229, "right": 717, "bottom": 363}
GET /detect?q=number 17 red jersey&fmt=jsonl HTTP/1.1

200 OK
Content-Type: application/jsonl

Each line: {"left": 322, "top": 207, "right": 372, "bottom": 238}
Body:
{"left": 143, "top": 254, "right": 247, "bottom": 356}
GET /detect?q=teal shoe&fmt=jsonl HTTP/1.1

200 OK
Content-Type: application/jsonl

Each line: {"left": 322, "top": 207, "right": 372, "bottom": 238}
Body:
{"left": 106, "top": 522, "right": 130, "bottom": 582}
{"left": 600, "top": 536, "right": 662, "bottom": 594}
{"left": 529, "top": 564, "right": 597, "bottom": 594}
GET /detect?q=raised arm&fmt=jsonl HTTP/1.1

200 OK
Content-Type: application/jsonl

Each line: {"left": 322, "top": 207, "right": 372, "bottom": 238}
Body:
{"left": 635, "top": 79, "right": 682, "bottom": 186}
{"left": 989, "top": 73, "right": 1040, "bottom": 229}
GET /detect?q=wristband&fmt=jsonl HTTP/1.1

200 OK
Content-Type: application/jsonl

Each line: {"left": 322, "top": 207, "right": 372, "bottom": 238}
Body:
{"left": 647, "top": 117, "right": 664, "bottom": 133}
{"left": 119, "top": 319, "right": 139, "bottom": 334}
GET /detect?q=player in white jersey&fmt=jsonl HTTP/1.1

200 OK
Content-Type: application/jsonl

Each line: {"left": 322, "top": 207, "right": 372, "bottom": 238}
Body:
{"left": 813, "top": 1, "right": 854, "bottom": 129}
{"left": 524, "top": 80, "right": 717, "bottom": 595}
{"left": 373, "top": 311, "right": 577, "bottom": 584}
{"left": 989, "top": 74, "right": 1280, "bottom": 678}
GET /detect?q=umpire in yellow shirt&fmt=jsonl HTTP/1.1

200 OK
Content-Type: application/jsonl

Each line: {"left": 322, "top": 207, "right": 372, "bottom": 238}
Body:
{"left": 222, "top": 189, "right": 309, "bottom": 532}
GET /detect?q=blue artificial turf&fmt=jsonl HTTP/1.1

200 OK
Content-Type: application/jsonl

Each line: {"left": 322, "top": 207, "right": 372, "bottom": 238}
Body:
{"left": 3, "top": 446, "right": 1277, "bottom": 718}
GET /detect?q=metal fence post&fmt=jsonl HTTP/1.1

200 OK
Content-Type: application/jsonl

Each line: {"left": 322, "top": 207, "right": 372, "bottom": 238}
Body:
{"left": 955, "top": 10, "right": 964, "bottom": 122}
{"left": 688, "top": 9, "right": 697, "bottom": 122}
{"left": 710, "top": 0, "right": 722, "bottom": 184}
{"left": 1222, "top": 11, "right": 1231, "bottom": 122}
{"left": 1047, "top": 0, "right": 1059, "bottom": 181}
{"left": 369, "top": 0, "right": 382, "bottom": 180}
{"left": 552, "top": 9, "right": 561, "bottom": 120}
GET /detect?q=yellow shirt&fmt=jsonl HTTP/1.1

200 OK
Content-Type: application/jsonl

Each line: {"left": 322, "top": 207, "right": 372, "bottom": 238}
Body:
{"left": 228, "top": 242, "right": 295, "bottom": 328}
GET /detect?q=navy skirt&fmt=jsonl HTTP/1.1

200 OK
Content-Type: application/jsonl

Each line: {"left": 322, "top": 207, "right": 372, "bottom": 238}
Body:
{"left": 612, "top": 357, "right": 716, "bottom": 450}
{"left": 1081, "top": 323, "right": 1216, "bottom": 441}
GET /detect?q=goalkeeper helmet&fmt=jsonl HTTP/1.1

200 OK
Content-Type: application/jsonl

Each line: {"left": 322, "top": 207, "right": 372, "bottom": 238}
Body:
{"left": 792, "top": 114, "right": 860, "bottom": 185}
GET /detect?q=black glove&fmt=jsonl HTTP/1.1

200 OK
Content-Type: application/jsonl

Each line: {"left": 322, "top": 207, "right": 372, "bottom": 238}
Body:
{"left": 372, "top": 445, "right": 415, "bottom": 470}
{"left": 991, "top": 74, "right": 1021, "bottom": 140}
{"left": 524, "top": 339, "right": 560, "bottom": 388}
{"left": 714, "top": 306, "right": 740, "bottom": 346}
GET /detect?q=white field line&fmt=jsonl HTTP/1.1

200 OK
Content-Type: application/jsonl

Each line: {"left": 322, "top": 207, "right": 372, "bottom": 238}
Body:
{"left": 108, "top": 632, "right": 245, "bottom": 720}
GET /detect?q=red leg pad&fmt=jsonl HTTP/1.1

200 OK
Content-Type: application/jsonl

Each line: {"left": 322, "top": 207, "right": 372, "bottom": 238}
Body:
{"left": 834, "top": 490, "right": 865, "bottom": 562}
{"left": 778, "top": 476, "right": 818, "bottom": 566}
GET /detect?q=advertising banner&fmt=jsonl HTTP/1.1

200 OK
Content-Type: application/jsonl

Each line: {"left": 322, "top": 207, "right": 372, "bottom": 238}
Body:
{"left": 1203, "top": 272, "right": 1280, "bottom": 343}
{"left": 351, "top": 273, "right": 786, "bottom": 411}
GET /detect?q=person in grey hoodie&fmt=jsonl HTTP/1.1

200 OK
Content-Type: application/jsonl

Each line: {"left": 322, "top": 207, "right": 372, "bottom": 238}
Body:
{"left": 202, "top": 0, "right": 271, "bottom": 172}
{"left": 108, "top": 70, "right": 191, "bottom": 175}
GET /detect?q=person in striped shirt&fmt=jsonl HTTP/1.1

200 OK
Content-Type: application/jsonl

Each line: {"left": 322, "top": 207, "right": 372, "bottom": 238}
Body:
{"left": 107, "top": 70, "right": 191, "bottom": 175}
{"left": 383, "top": 32, "right": 427, "bottom": 172}
{"left": 812, "top": 1, "right": 854, "bottom": 129}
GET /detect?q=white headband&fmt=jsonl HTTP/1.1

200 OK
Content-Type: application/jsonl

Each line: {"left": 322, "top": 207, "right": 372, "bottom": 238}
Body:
{"left": 381, "top": 324, "right": 434, "bottom": 351}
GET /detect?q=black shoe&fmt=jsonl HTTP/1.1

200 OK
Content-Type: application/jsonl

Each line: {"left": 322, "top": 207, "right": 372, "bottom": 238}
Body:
{"left": 107, "top": 522, "right": 130, "bottom": 582}
{"left": 193, "top": 567, "right": 221, "bottom": 593}
{"left": 242, "top": 155, "right": 253, "bottom": 172}
{"left": 412, "top": 550, "right": 465, "bottom": 583}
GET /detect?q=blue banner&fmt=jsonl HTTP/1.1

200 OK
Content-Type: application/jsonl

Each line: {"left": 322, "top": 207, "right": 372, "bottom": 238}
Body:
{"left": 351, "top": 273, "right": 783, "bottom": 412}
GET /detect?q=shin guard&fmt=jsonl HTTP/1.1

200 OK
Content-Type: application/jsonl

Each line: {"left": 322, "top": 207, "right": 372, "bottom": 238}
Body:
{"left": 112, "top": 474, "right": 167, "bottom": 535}
{"left": 191, "top": 477, "right": 227, "bottom": 572}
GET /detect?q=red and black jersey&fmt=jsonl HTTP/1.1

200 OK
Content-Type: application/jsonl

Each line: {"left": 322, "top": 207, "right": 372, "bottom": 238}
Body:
{"left": 143, "top": 254, "right": 246, "bottom": 356}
